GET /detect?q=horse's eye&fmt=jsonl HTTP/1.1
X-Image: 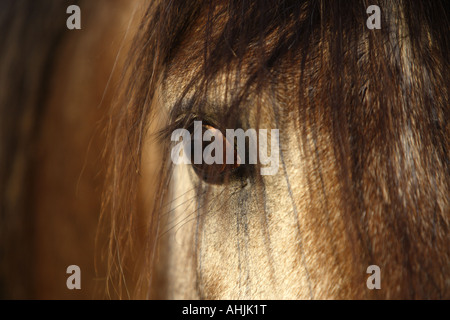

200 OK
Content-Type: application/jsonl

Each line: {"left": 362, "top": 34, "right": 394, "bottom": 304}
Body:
{"left": 186, "top": 124, "right": 241, "bottom": 184}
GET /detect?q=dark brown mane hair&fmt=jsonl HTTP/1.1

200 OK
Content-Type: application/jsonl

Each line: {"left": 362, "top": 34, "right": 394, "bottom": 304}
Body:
{"left": 104, "top": 0, "right": 449, "bottom": 299}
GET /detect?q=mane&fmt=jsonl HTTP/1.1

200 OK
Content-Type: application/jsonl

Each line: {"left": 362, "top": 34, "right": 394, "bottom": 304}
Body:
{"left": 105, "top": 0, "right": 449, "bottom": 299}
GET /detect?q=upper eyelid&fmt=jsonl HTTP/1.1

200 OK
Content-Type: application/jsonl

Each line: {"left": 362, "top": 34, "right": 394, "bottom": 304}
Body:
{"left": 159, "top": 112, "right": 221, "bottom": 141}
{"left": 157, "top": 113, "right": 205, "bottom": 143}
{"left": 169, "top": 97, "right": 234, "bottom": 129}
{"left": 156, "top": 114, "right": 192, "bottom": 142}
{"left": 158, "top": 98, "right": 246, "bottom": 142}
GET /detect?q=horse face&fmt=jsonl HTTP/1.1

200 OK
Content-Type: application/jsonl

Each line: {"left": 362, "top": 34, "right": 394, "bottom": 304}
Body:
{"left": 158, "top": 29, "right": 355, "bottom": 300}
{"left": 161, "top": 77, "right": 312, "bottom": 299}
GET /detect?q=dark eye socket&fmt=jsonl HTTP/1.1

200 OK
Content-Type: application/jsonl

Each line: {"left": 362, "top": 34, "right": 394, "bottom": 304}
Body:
{"left": 185, "top": 122, "right": 244, "bottom": 185}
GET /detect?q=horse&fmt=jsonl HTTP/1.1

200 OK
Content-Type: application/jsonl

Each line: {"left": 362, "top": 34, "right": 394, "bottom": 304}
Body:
{"left": 0, "top": 0, "right": 448, "bottom": 299}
